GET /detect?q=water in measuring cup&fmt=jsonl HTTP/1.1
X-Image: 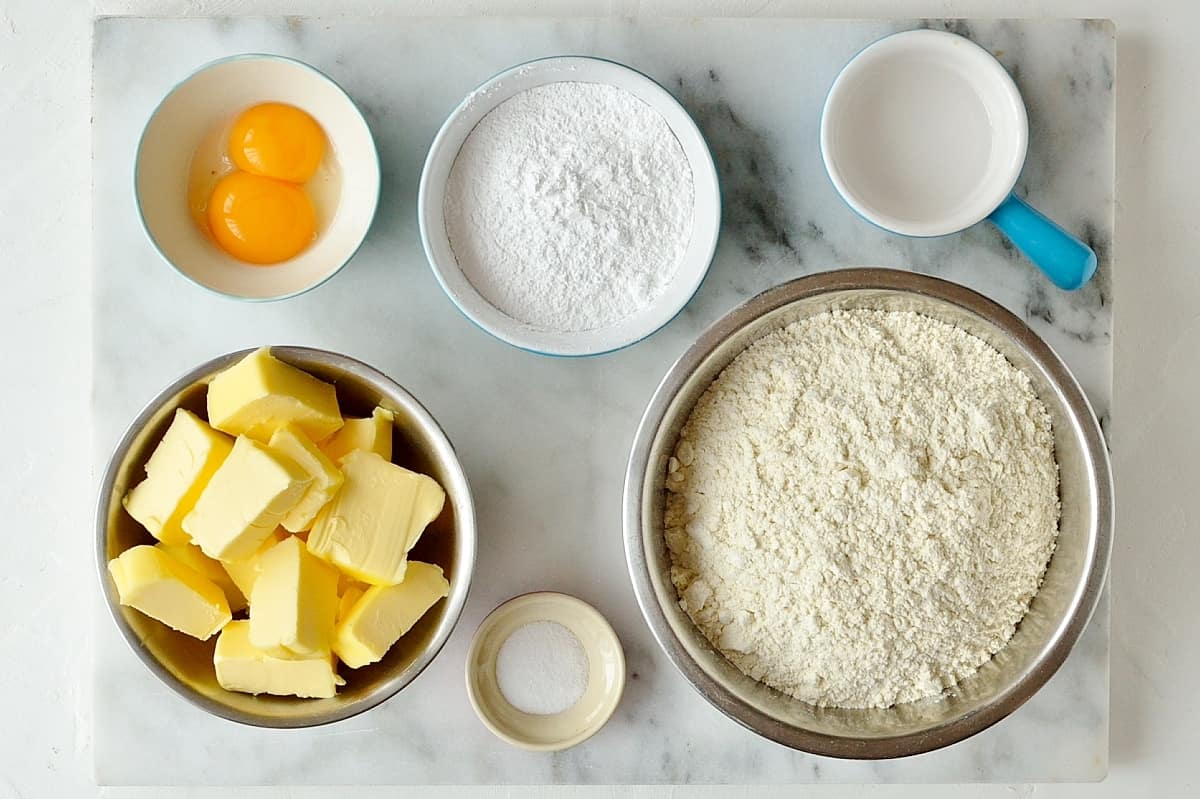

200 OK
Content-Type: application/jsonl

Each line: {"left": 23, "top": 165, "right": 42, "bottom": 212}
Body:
{"left": 836, "top": 59, "right": 994, "bottom": 226}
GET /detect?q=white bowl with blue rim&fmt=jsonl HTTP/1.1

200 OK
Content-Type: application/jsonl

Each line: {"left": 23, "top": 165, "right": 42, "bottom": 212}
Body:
{"left": 135, "top": 54, "right": 381, "bottom": 301}
{"left": 418, "top": 56, "right": 721, "bottom": 357}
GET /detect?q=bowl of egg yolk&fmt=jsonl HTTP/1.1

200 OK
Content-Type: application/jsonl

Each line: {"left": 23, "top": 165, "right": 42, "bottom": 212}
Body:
{"left": 135, "top": 54, "right": 381, "bottom": 301}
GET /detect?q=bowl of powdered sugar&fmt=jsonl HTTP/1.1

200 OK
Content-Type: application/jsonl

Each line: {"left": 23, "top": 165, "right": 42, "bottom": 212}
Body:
{"left": 418, "top": 56, "right": 720, "bottom": 356}
{"left": 624, "top": 269, "right": 1112, "bottom": 758}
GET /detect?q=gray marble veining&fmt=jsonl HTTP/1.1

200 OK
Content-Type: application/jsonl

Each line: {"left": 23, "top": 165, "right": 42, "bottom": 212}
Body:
{"left": 91, "top": 17, "right": 1113, "bottom": 784}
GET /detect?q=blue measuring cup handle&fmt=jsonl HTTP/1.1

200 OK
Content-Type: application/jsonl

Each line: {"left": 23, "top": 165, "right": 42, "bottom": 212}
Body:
{"left": 988, "top": 194, "right": 1097, "bottom": 291}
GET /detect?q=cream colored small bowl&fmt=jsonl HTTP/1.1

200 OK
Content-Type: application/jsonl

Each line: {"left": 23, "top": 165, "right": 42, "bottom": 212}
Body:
{"left": 135, "top": 54, "right": 381, "bottom": 301}
{"left": 466, "top": 592, "right": 625, "bottom": 751}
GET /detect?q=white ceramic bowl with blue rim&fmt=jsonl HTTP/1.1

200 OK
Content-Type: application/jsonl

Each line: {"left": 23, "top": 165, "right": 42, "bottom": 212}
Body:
{"left": 135, "top": 54, "right": 381, "bottom": 301}
{"left": 418, "top": 56, "right": 721, "bottom": 357}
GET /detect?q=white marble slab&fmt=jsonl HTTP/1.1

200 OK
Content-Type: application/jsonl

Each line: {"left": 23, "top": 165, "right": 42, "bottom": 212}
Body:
{"left": 91, "top": 17, "right": 1113, "bottom": 785}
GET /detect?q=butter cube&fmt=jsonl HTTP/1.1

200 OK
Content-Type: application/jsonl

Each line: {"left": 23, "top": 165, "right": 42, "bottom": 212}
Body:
{"left": 207, "top": 347, "right": 343, "bottom": 443}
{"left": 268, "top": 425, "right": 344, "bottom": 532}
{"left": 221, "top": 528, "right": 289, "bottom": 599}
{"left": 320, "top": 406, "right": 394, "bottom": 464}
{"left": 122, "top": 409, "right": 233, "bottom": 545}
{"left": 307, "top": 451, "right": 446, "bottom": 585}
{"left": 334, "top": 562, "right": 449, "bottom": 668}
{"left": 183, "top": 436, "right": 313, "bottom": 562}
{"left": 215, "top": 621, "right": 343, "bottom": 699}
{"left": 107, "top": 545, "right": 231, "bottom": 640}
{"left": 156, "top": 541, "right": 248, "bottom": 613}
{"left": 249, "top": 536, "right": 339, "bottom": 657}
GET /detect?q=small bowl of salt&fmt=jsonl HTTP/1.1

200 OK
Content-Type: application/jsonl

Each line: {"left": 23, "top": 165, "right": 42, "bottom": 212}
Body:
{"left": 465, "top": 592, "right": 625, "bottom": 751}
{"left": 419, "top": 56, "right": 721, "bottom": 356}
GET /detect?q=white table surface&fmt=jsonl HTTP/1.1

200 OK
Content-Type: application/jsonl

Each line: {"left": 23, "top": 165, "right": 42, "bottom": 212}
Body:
{"left": 2, "top": 0, "right": 1196, "bottom": 797}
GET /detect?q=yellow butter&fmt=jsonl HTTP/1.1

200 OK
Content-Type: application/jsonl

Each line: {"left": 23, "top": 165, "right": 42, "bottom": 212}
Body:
{"left": 183, "top": 436, "right": 313, "bottom": 562}
{"left": 249, "top": 536, "right": 339, "bottom": 657}
{"left": 268, "top": 424, "right": 344, "bottom": 532}
{"left": 221, "top": 528, "right": 288, "bottom": 599}
{"left": 337, "top": 584, "right": 365, "bottom": 622}
{"left": 156, "top": 541, "right": 248, "bottom": 613}
{"left": 334, "top": 562, "right": 449, "bottom": 669}
{"left": 122, "top": 409, "right": 233, "bottom": 545}
{"left": 307, "top": 450, "right": 446, "bottom": 585}
{"left": 319, "top": 406, "right": 394, "bottom": 464}
{"left": 107, "top": 545, "right": 231, "bottom": 640}
{"left": 215, "top": 620, "right": 343, "bottom": 699}
{"left": 335, "top": 573, "right": 367, "bottom": 621}
{"left": 207, "top": 347, "right": 343, "bottom": 443}
{"left": 337, "top": 570, "right": 365, "bottom": 597}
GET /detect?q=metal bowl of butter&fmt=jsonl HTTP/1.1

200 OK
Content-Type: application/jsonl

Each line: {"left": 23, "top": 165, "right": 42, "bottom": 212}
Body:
{"left": 624, "top": 269, "right": 1113, "bottom": 758}
{"left": 96, "top": 346, "right": 476, "bottom": 728}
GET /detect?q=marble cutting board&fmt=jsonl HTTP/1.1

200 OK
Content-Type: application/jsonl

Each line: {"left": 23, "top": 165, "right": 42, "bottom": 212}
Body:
{"left": 91, "top": 17, "right": 1114, "bottom": 785}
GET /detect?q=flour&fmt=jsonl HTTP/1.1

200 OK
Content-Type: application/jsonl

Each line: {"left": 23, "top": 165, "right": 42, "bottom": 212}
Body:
{"left": 665, "top": 309, "right": 1060, "bottom": 709}
{"left": 443, "top": 82, "right": 694, "bottom": 332}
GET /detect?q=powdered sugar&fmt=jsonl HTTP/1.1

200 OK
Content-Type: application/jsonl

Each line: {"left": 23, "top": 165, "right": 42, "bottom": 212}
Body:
{"left": 665, "top": 309, "right": 1060, "bottom": 709}
{"left": 443, "top": 81, "right": 694, "bottom": 333}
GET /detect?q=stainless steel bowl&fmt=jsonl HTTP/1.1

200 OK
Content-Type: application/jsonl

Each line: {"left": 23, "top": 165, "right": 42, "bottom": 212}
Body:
{"left": 96, "top": 346, "right": 477, "bottom": 728}
{"left": 624, "top": 269, "right": 1112, "bottom": 758}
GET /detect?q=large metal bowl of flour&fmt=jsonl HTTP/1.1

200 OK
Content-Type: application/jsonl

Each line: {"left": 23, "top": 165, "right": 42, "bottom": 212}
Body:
{"left": 624, "top": 269, "right": 1112, "bottom": 758}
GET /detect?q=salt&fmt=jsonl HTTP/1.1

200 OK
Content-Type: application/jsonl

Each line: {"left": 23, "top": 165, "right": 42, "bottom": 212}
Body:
{"left": 495, "top": 621, "right": 590, "bottom": 715}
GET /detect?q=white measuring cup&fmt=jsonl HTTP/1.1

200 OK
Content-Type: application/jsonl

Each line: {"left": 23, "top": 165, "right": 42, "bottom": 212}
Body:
{"left": 821, "top": 29, "right": 1096, "bottom": 290}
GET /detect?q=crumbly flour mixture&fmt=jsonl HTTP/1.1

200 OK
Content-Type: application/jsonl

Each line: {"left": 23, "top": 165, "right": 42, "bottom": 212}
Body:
{"left": 444, "top": 81, "right": 694, "bottom": 332}
{"left": 665, "top": 309, "right": 1060, "bottom": 708}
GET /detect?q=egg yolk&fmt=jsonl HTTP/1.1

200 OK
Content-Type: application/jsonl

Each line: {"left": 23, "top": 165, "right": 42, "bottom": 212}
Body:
{"left": 229, "top": 103, "right": 325, "bottom": 184}
{"left": 207, "top": 172, "right": 316, "bottom": 265}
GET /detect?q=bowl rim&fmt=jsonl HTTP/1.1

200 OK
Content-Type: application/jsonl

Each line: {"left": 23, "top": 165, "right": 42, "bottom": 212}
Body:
{"left": 622, "top": 268, "right": 1113, "bottom": 758}
{"left": 133, "top": 53, "right": 382, "bottom": 303}
{"left": 95, "top": 346, "right": 477, "bottom": 728}
{"left": 416, "top": 54, "right": 722, "bottom": 357}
